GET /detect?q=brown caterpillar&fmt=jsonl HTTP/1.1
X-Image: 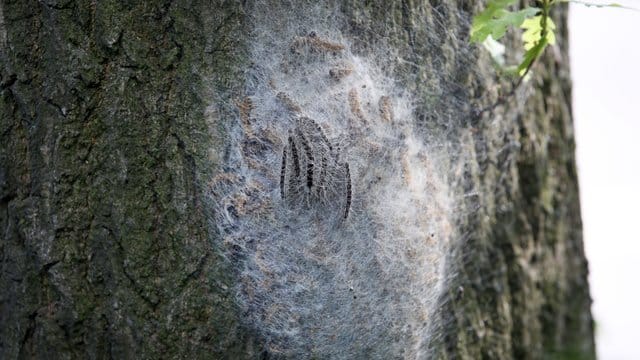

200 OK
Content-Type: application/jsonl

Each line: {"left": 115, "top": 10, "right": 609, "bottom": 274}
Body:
{"left": 280, "top": 117, "right": 352, "bottom": 223}
{"left": 344, "top": 163, "right": 352, "bottom": 220}
{"left": 280, "top": 148, "right": 287, "bottom": 198}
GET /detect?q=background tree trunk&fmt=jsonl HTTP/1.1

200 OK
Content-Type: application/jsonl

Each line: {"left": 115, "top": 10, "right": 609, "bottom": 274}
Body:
{"left": 0, "top": 1, "right": 594, "bottom": 359}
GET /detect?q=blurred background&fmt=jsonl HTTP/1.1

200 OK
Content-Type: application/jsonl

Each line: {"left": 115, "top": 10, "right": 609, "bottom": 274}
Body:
{"left": 569, "top": 1, "right": 640, "bottom": 358}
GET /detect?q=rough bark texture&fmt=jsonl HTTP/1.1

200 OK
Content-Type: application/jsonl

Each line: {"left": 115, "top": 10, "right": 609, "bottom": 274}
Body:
{"left": 0, "top": 0, "right": 594, "bottom": 359}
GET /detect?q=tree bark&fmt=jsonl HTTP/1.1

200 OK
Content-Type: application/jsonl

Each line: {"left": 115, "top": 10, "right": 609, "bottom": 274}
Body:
{"left": 0, "top": 1, "right": 594, "bottom": 359}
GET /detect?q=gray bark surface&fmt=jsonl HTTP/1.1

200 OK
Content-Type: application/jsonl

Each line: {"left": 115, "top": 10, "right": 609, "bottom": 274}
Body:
{"left": 0, "top": 1, "right": 594, "bottom": 359}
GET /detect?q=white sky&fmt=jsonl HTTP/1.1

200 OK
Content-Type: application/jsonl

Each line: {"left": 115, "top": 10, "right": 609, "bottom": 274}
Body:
{"left": 569, "top": 1, "right": 640, "bottom": 359}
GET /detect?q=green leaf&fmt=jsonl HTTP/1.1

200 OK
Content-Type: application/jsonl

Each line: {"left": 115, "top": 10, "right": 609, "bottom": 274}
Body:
{"left": 470, "top": 0, "right": 540, "bottom": 43}
{"left": 518, "top": 13, "right": 556, "bottom": 76}
{"left": 521, "top": 15, "right": 556, "bottom": 50}
{"left": 517, "top": 37, "right": 548, "bottom": 76}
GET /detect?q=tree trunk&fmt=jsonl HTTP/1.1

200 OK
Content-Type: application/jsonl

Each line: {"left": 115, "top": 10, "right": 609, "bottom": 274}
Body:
{"left": 0, "top": 1, "right": 594, "bottom": 359}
